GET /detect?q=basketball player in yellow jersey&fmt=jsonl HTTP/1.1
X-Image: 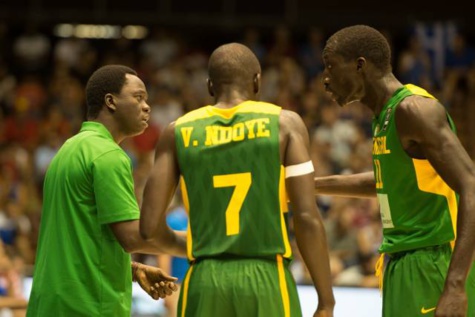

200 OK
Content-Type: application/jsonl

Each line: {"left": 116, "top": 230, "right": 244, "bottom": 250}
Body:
{"left": 316, "top": 25, "right": 475, "bottom": 317}
{"left": 140, "top": 43, "right": 335, "bottom": 317}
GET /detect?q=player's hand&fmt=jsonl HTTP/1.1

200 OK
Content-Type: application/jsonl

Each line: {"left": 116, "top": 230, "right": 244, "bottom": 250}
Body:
{"left": 435, "top": 287, "right": 467, "bottom": 317}
{"left": 135, "top": 263, "right": 178, "bottom": 300}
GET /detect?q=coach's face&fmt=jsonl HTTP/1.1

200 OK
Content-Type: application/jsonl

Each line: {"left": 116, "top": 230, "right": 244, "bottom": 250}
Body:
{"left": 114, "top": 74, "right": 151, "bottom": 137}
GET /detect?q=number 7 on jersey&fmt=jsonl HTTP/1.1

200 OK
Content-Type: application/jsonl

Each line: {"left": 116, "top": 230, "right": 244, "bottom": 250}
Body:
{"left": 213, "top": 173, "right": 252, "bottom": 236}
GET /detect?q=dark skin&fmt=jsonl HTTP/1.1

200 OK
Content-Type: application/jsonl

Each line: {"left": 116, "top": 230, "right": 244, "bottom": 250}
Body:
{"left": 132, "top": 262, "right": 178, "bottom": 300}
{"left": 140, "top": 47, "right": 335, "bottom": 316}
{"left": 93, "top": 73, "right": 179, "bottom": 299}
{"left": 319, "top": 47, "right": 475, "bottom": 317}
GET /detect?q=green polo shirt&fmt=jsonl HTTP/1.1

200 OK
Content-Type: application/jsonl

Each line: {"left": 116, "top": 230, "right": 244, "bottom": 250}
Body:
{"left": 27, "top": 121, "right": 140, "bottom": 317}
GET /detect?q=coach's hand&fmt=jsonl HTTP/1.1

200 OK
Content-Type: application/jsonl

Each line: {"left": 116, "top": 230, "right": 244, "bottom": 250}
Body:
{"left": 134, "top": 263, "right": 179, "bottom": 300}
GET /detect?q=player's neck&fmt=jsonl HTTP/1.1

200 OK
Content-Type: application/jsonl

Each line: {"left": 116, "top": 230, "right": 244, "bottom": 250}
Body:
{"left": 214, "top": 92, "right": 255, "bottom": 109}
{"left": 367, "top": 75, "right": 403, "bottom": 116}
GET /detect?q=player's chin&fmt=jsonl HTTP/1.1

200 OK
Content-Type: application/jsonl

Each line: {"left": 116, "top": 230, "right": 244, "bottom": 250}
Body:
{"left": 332, "top": 97, "right": 344, "bottom": 107}
{"left": 338, "top": 96, "right": 354, "bottom": 107}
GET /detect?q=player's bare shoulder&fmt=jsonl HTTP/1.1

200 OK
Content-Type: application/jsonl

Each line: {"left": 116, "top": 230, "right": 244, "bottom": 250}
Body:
{"left": 278, "top": 109, "right": 310, "bottom": 160}
{"left": 396, "top": 94, "right": 449, "bottom": 144}
{"left": 397, "top": 94, "right": 446, "bottom": 123}
{"left": 162, "top": 121, "right": 177, "bottom": 140}
{"left": 279, "top": 109, "right": 308, "bottom": 137}
{"left": 278, "top": 108, "right": 312, "bottom": 165}
{"left": 155, "top": 120, "right": 178, "bottom": 155}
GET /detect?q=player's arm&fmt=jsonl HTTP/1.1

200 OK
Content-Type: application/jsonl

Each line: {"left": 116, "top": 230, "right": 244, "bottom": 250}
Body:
{"left": 314, "top": 172, "right": 376, "bottom": 198}
{"left": 0, "top": 297, "right": 28, "bottom": 309}
{"left": 397, "top": 97, "right": 475, "bottom": 314}
{"left": 109, "top": 219, "right": 185, "bottom": 256}
{"left": 110, "top": 220, "right": 169, "bottom": 255}
{"left": 139, "top": 122, "right": 187, "bottom": 258}
{"left": 281, "top": 110, "right": 335, "bottom": 315}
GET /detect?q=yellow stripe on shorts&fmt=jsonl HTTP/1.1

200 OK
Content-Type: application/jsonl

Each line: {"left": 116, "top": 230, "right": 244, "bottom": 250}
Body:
{"left": 277, "top": 254, "right": 290, "bottom": 317}
{"left": 180, "top": 265, "right": 194, "bottom": 317}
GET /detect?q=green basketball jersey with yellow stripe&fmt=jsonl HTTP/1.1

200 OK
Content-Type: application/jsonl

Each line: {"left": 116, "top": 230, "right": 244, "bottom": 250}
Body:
{"left": 174, "top": 101, "right": 292, "bottom": 261}
{"left": 372, "top": 84, "right": 459, "bottom": 254}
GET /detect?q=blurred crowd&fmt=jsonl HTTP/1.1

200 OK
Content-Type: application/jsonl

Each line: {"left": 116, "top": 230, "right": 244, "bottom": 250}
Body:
{"left": 1, "top": 20, "right": 475, "bottom": 315}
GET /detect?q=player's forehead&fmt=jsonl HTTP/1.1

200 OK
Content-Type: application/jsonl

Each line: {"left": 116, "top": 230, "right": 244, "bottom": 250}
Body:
{"left": 322, "top": 48, "right": 344, "bottom": 64}
{"left": 322, "top": 38, "right": 338, "bottom": 56}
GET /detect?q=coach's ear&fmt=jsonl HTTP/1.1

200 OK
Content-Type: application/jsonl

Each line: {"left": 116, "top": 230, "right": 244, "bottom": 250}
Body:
{"left": 253, "top": 73, "right": 261, "bottom": 94}
{"left": 207, "top": 78, "right": 214, "bottom": 97}
{"left": 105, "top": 93, "right": 117, "bottom": 112}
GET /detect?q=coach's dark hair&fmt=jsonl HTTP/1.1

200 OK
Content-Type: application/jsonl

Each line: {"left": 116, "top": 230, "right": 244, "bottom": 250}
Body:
{"left": 323, "top": 25, "right": 391, "bottom": 73}
{"left": 85, "top": 65, "right": 137, "bottom": 119}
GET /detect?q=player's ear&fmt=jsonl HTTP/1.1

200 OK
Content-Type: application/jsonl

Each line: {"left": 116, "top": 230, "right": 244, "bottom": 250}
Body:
{"left": 105, "top": 93, "right": 117, "bottom": 111}
{"left": 207, "top": 78, "right": 214, "bottom": 97}
{"left": 253, "top": 73, "right": 260, "bottom": 94}
{"left": 356, "top": 57, "right": 365, "bottom": 71}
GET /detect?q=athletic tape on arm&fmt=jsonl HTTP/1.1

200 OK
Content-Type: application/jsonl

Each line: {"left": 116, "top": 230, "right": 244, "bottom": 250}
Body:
{"left": 285, "top": 161, "right": 314, "bottom": 178}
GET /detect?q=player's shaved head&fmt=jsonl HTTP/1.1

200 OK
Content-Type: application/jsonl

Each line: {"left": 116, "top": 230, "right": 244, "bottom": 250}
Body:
{"left": 208, "top": 43, "right": 261, "bottom": 88}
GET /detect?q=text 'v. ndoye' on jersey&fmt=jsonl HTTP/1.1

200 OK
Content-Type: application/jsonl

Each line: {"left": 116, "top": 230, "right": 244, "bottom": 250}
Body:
{"left": 174, "top": 101, "right": 292, "bottom": 261}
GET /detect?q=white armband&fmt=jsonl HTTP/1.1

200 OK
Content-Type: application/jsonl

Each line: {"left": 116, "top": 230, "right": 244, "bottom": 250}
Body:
{"left": 285, "top": 161, "right": 314, "bottom": 178}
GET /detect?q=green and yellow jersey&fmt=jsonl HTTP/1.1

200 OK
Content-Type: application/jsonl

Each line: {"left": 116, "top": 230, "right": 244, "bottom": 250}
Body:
{"left": 174, "top": 101, "right": 292, "bottom": 261}
{"left": 372, "top": 84, "right": 458, "bottom": 254}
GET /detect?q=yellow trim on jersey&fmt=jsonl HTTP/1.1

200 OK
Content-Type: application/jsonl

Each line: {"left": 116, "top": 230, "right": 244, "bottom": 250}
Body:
{"left": 412, "top": 159, "right": 457, "bottom": 248}
{"left": 179, "top": 265, "right": 194, "bottom": 317}
{"left": 180, "top": 177, "right": 195, "bottom": 261}
{"left": 279, "top": 165, "right": 289, "bottom": 213}
{"left": 375, "top": 253, "right": 385, "bottom": 294}
{"left": 404, "top": 84, "right": 437, "bottom": 100}
{"left": 279, "top": 165, "right": 292, "bottom": 258}
{"left": 175, "top": 101, "right": 281, "bottom": 125}
{"left": 276, "top": 255, "right": 290, "bottom": 317}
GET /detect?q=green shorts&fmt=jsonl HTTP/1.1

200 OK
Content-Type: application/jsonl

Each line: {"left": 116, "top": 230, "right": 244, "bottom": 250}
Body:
{"left": 177, "top": 256, "right": 302, "bottom": 317}
{"left": 382, "top": 244, "right": 475, "bottom": 317}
